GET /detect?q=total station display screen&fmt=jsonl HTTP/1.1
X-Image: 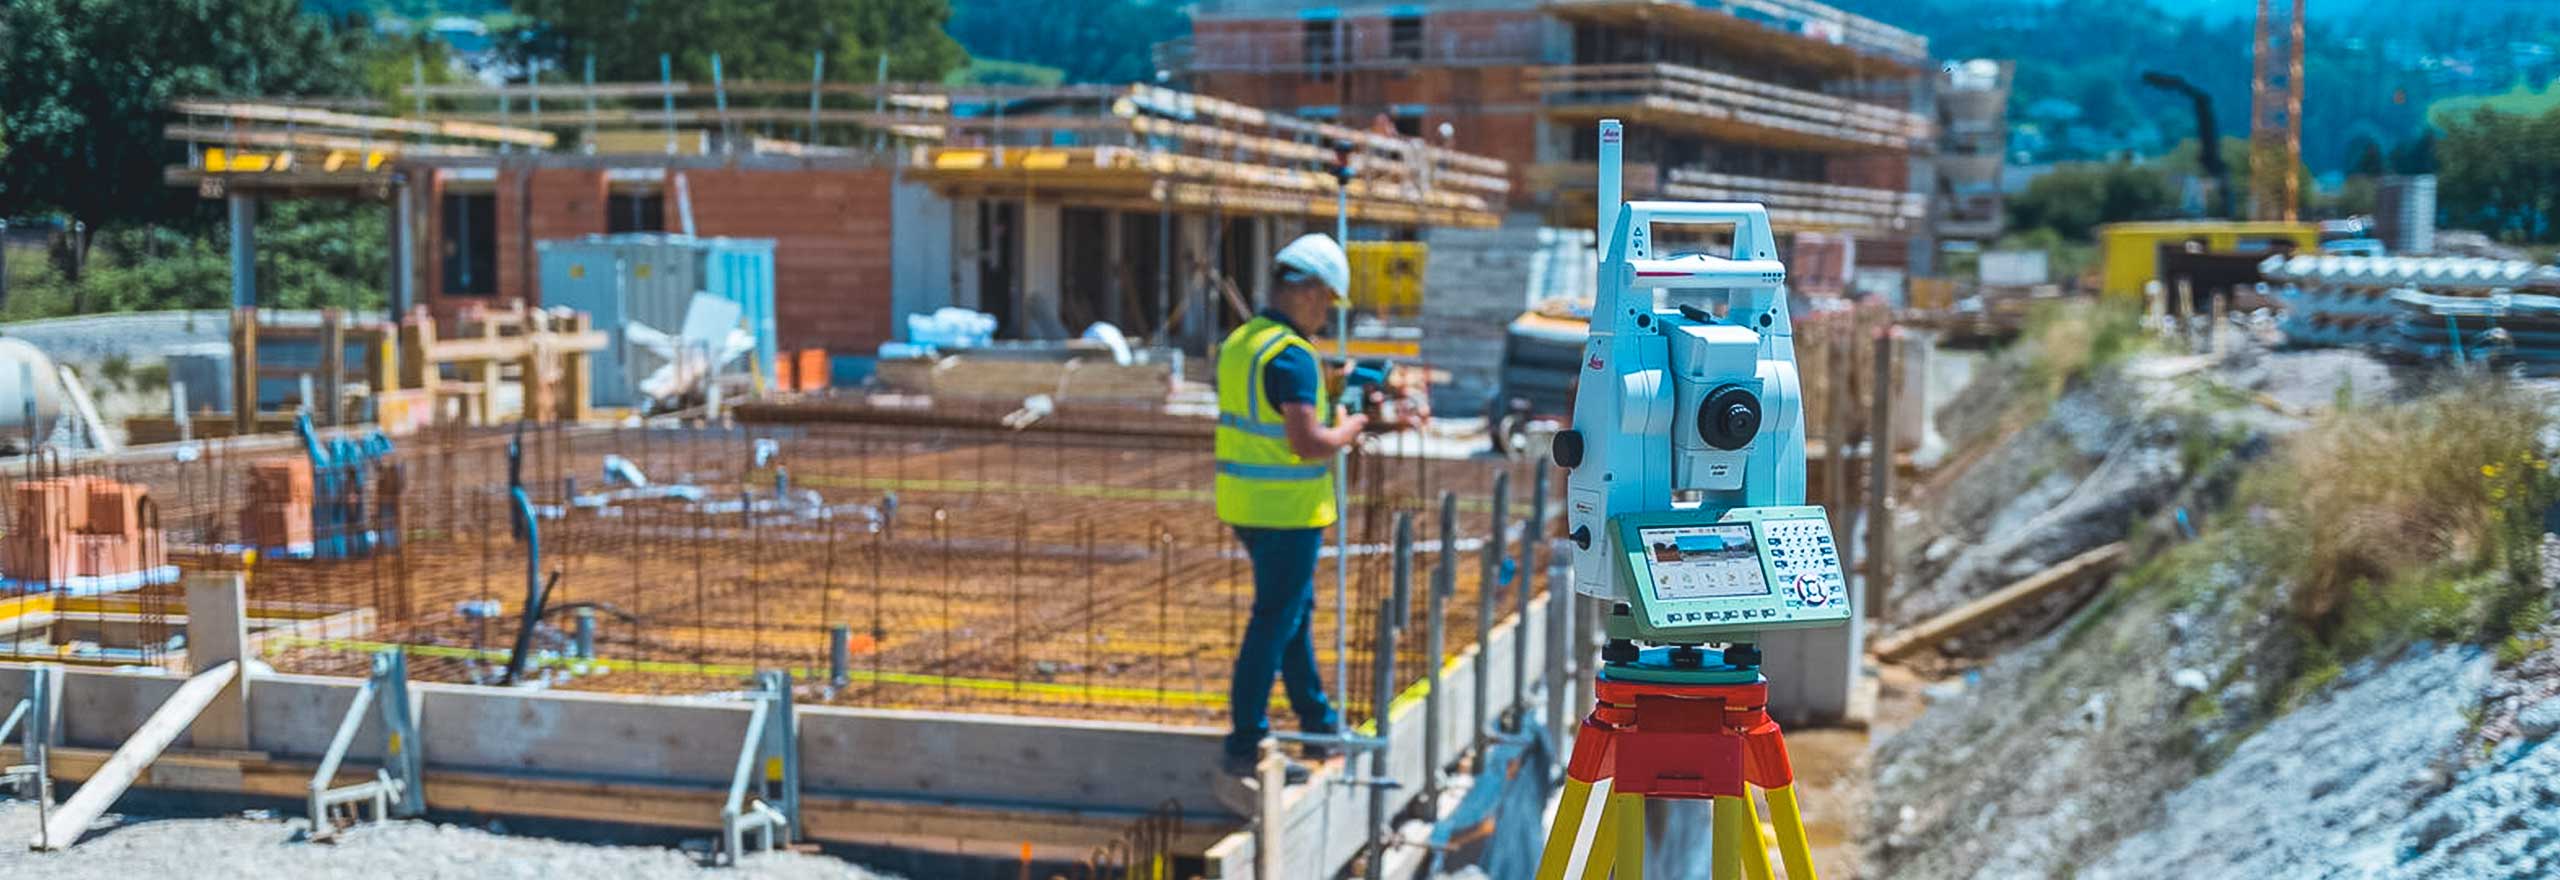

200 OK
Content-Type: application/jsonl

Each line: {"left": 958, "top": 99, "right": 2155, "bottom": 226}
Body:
{"left": 1639, "top": 523, "right": 1771, "bottom": 600}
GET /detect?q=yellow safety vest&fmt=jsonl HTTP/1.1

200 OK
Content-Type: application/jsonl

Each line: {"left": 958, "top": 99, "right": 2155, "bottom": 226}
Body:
{"left": 1215, "top": 315, "right": 1336, "bottom": 529}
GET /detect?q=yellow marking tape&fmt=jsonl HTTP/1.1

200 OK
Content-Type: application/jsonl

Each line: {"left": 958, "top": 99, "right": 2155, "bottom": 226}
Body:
{"left": 794, "top": 473, "right": 1503, "bottom": 513}
{"left": 261, "top": 636, "right": 1234, "bottom": 709}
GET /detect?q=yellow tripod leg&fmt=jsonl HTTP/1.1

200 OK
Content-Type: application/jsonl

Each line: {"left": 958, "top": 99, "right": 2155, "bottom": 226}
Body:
{"left": 1603, "top": 792, "right": 1646, "bottom": 880}
{"left": 1536, "top": 777, "right": 1603, "bottom": 880}
{"left": 1763, "top": 784, "right": 1819, "bottom": 880}
{"left": 1734, "top": 789, "right": 1776, "bottom": 880}
{"left": 1711, "top": 796, "right": 1749, "bottom": 880}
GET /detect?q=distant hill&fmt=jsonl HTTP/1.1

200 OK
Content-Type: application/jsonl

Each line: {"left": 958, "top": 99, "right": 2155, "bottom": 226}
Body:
{"left": 1837, "top": 0, "right": 2560, "bottom": 171}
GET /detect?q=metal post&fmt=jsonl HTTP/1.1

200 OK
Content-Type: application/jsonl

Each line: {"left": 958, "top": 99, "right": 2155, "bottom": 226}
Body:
{"left": 660, "top": 54, "right": 678, "bottom": 156}
{"left": 573, "top": 607, "right": 596, "bottom": 660}
{"left": 1332, "top": 149, "right": 1355, "bottom": 711}
{"left": 228, "top": 194, "right": 256, "bottom": 308}
{"left": 1364, "top": 595, "right": 1398, "bottom": 880}
{"left": 0, "top": 219, "right": 10, "bottom": 308}
{"left": 1391, "top": 512, "right": 1413, "bottom": 624}
{"left": 710, "top": 52, "right": 730, "bottom": 154}
{"left": 27, "top": 664, "right": 58, "bottom": 850}
{"left": 584, "top": 56, "right": 599, "bottom": 150}
{"left": 1475, "top": 470, "right": 1507, "bottom": 750}
{"left": 1866, "top": 331, "right": 1897, "bottom": 616}
{"left": 829, "top": 623, "right": 852, "bottom": 690}
{"left": 1544, "top": 541, "right": 1569, "bottom": 765}
{"left": 1515, "top": 465, "right": 1545, "bottom": 726}
{"left": 1423, "top": 491, "right": 1455, "bottom": 817}
{"left": 171, "top": 381, "right": 192, "bottom": 443}
{"left": 807, "top": 51, "right": 827, "bottom": 144}
{"left": 391, "top": 178, "right": 415, "bottom": 317}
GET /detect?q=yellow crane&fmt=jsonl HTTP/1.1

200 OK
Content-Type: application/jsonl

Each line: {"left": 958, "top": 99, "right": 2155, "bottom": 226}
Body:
{"left": 2250, "top": 0, "right": 2305, "bottom": 221}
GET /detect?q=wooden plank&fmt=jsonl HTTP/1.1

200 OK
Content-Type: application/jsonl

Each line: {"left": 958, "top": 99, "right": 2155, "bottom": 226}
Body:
{"left": 34, "top": 661, "right": 240, "bottom": 850}
{"left": 162, "top": 124, "right": 490, "bottom": 157}
{"left": 426, "top": 330, "right": 609, "bottom": 364}
{"left": 172, "top": 101, "right": 555, "bottom": 148}
{"left": 1871, "top": 543, "right": 2131, "bottom": 662}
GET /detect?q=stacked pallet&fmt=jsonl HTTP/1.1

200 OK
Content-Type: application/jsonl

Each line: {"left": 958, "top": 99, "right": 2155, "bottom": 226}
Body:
{"left": 4, "top": 476, "right": 167, "bottom": 588}
{"left": 241, "top": 458, "right": 316, "bottom": 552}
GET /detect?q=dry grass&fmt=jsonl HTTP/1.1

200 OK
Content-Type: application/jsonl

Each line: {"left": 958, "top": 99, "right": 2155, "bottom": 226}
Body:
{"left": 2246, "top": 379, "right": 2557, "bottom": 649}
{"left": 2015, "top": 297, "right": 2149, "bottom": 399}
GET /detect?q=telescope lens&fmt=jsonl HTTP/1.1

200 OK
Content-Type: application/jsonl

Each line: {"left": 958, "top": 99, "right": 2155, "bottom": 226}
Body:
{"left": 1698, "top": 385, "right": 1761, "bottom": 450}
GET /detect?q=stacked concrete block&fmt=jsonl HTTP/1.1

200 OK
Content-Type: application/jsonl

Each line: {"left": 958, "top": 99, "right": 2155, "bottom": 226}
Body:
{"left": 241, "top": 458, "right": 316, "bottom": 551}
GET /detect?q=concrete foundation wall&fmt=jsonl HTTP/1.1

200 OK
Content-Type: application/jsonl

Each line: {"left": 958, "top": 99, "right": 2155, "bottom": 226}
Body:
{"left": 0, "top": 662, "right": 1224, "bottom": 816}
{"left": 1207, "top": 586, "right": 1560, "bottom": 880}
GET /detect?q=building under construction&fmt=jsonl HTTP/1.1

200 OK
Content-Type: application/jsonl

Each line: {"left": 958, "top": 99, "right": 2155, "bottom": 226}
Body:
{"left": 1160, "top": 0, "right": 1942, "bottom": 402}
{"left": 168, "top": 80, "right": 1507, "bottom": 363}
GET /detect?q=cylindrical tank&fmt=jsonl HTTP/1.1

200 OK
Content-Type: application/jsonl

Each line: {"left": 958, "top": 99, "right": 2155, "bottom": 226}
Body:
{"left": 0, "top": 337, "right": 67, "bottom": 438}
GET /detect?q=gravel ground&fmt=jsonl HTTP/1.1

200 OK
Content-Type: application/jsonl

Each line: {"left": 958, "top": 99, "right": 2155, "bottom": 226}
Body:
{"left": 2076, "top": 645, "right": 2494, "bottom": 879}
{"left": 0, "top": 801, "right": 891, "bottom": 879}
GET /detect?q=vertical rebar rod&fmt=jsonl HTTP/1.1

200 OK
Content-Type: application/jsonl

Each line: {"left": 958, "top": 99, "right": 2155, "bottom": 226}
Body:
{"left": 1476, "top": 470, "right": 1507, "bottom": 749}
{"left": 1423, "top": 492, "right": 1454, "bottom": 816}
{"left": 938, "top": 508, "right": 952, "bottom": 704}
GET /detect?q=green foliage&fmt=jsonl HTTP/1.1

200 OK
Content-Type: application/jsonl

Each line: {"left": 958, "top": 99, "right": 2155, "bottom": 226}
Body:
{"left": 2013, "top": 298, "right": 2148, "bottom": 397}
{"left": 508, "top": 0, "right": 966, "bottom": 85}
{"left": 2006, "top": 161, "right": 2178, "bottom": 241}
{"left": 0, "top": 201, "right": 385, "bottom": 319}
{"left": 2435, "top": 105, "right": 2560, "bottom": 242}
{"left": 2244, "top": 380, "right": 2558, "bottom": 654}
{"left": 945, "top": 59, "right": 1065, "bottom": 88}
{"left": 946, "top": 0, "right": 1187, "bottom": 85}
{"left": 2431, "top": 76, "right": 2560, "bottom": 124}
{"left": 357, "top": 32, "right": 464, "bottom": 106}
{"left": 0, "top": 0, "right": 364, "bottom": 227}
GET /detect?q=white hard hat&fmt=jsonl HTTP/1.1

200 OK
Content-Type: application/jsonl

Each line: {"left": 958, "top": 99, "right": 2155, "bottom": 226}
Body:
{"left": 1275, "top": 233, "right": 1351, "bottom": 302}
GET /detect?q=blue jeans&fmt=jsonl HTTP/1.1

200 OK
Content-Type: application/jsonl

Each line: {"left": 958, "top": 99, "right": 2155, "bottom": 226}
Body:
{"left": 1227, "top": 525, "right": 1341, "bottom": 758}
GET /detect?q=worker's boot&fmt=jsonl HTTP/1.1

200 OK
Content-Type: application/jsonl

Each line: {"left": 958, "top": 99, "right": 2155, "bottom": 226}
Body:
{"left": 1222, "top": 752, "right": 1312, "bottom": 786}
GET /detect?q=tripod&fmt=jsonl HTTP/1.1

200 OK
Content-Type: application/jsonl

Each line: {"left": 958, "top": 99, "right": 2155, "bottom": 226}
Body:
{"left": 1533, "top": 646, "right": 1817, "bottom": 880}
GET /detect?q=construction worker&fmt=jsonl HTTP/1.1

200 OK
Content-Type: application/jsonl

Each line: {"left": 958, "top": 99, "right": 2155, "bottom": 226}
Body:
{"left": 1215, "top": 232, "right": 1419, "bottom": 782}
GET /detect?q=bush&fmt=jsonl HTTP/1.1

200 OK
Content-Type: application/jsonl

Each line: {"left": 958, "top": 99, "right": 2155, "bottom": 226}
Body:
{"left": 2247, "top": 380, "right": 2557, "bottom": 652}
{"left": 2013, "top": 297, "right": 2149, "bottom": 399}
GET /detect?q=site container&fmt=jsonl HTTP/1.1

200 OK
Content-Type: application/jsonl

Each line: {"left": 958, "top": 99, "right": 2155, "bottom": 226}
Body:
{"left": 538, "top": 234, "right": 778, "bottom": 407}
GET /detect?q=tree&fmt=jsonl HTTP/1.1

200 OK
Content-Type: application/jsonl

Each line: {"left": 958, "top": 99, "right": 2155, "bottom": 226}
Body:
{"left": 2436, "top": 106, "right": 2560, "bottom": 242}
{"left": 947, "top": 0, "right": 1189, "bottom": 84}
{"left": 0, "top": 0, "right": 364, "bottom": 232}
{"left": 2009, "top": 161, "right": 2179, "bottom": 240}
{"left": 509, "top": 0, "right": 966, "bottom": 85}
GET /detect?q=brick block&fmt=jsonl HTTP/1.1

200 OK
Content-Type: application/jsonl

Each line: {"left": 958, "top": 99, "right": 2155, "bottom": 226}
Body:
{"left": 249, "top": 458, "right": 315, "bottom": 503}
{"left": 85, "top": 480, "right": 146, "bottom": 536}
{"left": 5, "top": 529, "right": 74, "bottom": 585}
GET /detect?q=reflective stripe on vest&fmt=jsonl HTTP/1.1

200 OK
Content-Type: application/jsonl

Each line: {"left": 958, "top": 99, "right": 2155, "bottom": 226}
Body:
{"left": 1214, "top": 315, "right": 1336, "bottom": 529}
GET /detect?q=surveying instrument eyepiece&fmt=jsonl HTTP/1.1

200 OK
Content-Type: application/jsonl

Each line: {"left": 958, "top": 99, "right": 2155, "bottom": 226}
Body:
{"left": 1533, "top": 119, "right": 1851, "bottom": 880}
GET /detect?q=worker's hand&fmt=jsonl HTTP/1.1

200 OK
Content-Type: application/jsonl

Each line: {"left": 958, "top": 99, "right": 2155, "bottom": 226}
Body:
{"left": 1334, "top": 405, "right": 1371, "bottom": 435}
{"left": 1390, "top": 397, "right": 1432, "bottom": 432}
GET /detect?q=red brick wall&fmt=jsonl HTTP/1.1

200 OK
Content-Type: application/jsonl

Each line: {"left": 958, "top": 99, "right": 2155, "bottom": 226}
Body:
{"left": 682, "top": 167, "right": 897, "bottom": 354}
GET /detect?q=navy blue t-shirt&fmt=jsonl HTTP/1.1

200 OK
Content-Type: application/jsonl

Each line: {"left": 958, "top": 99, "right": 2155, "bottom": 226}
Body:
{"left": 1257, "top": 309, "right": 1322, "bottom": 415}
